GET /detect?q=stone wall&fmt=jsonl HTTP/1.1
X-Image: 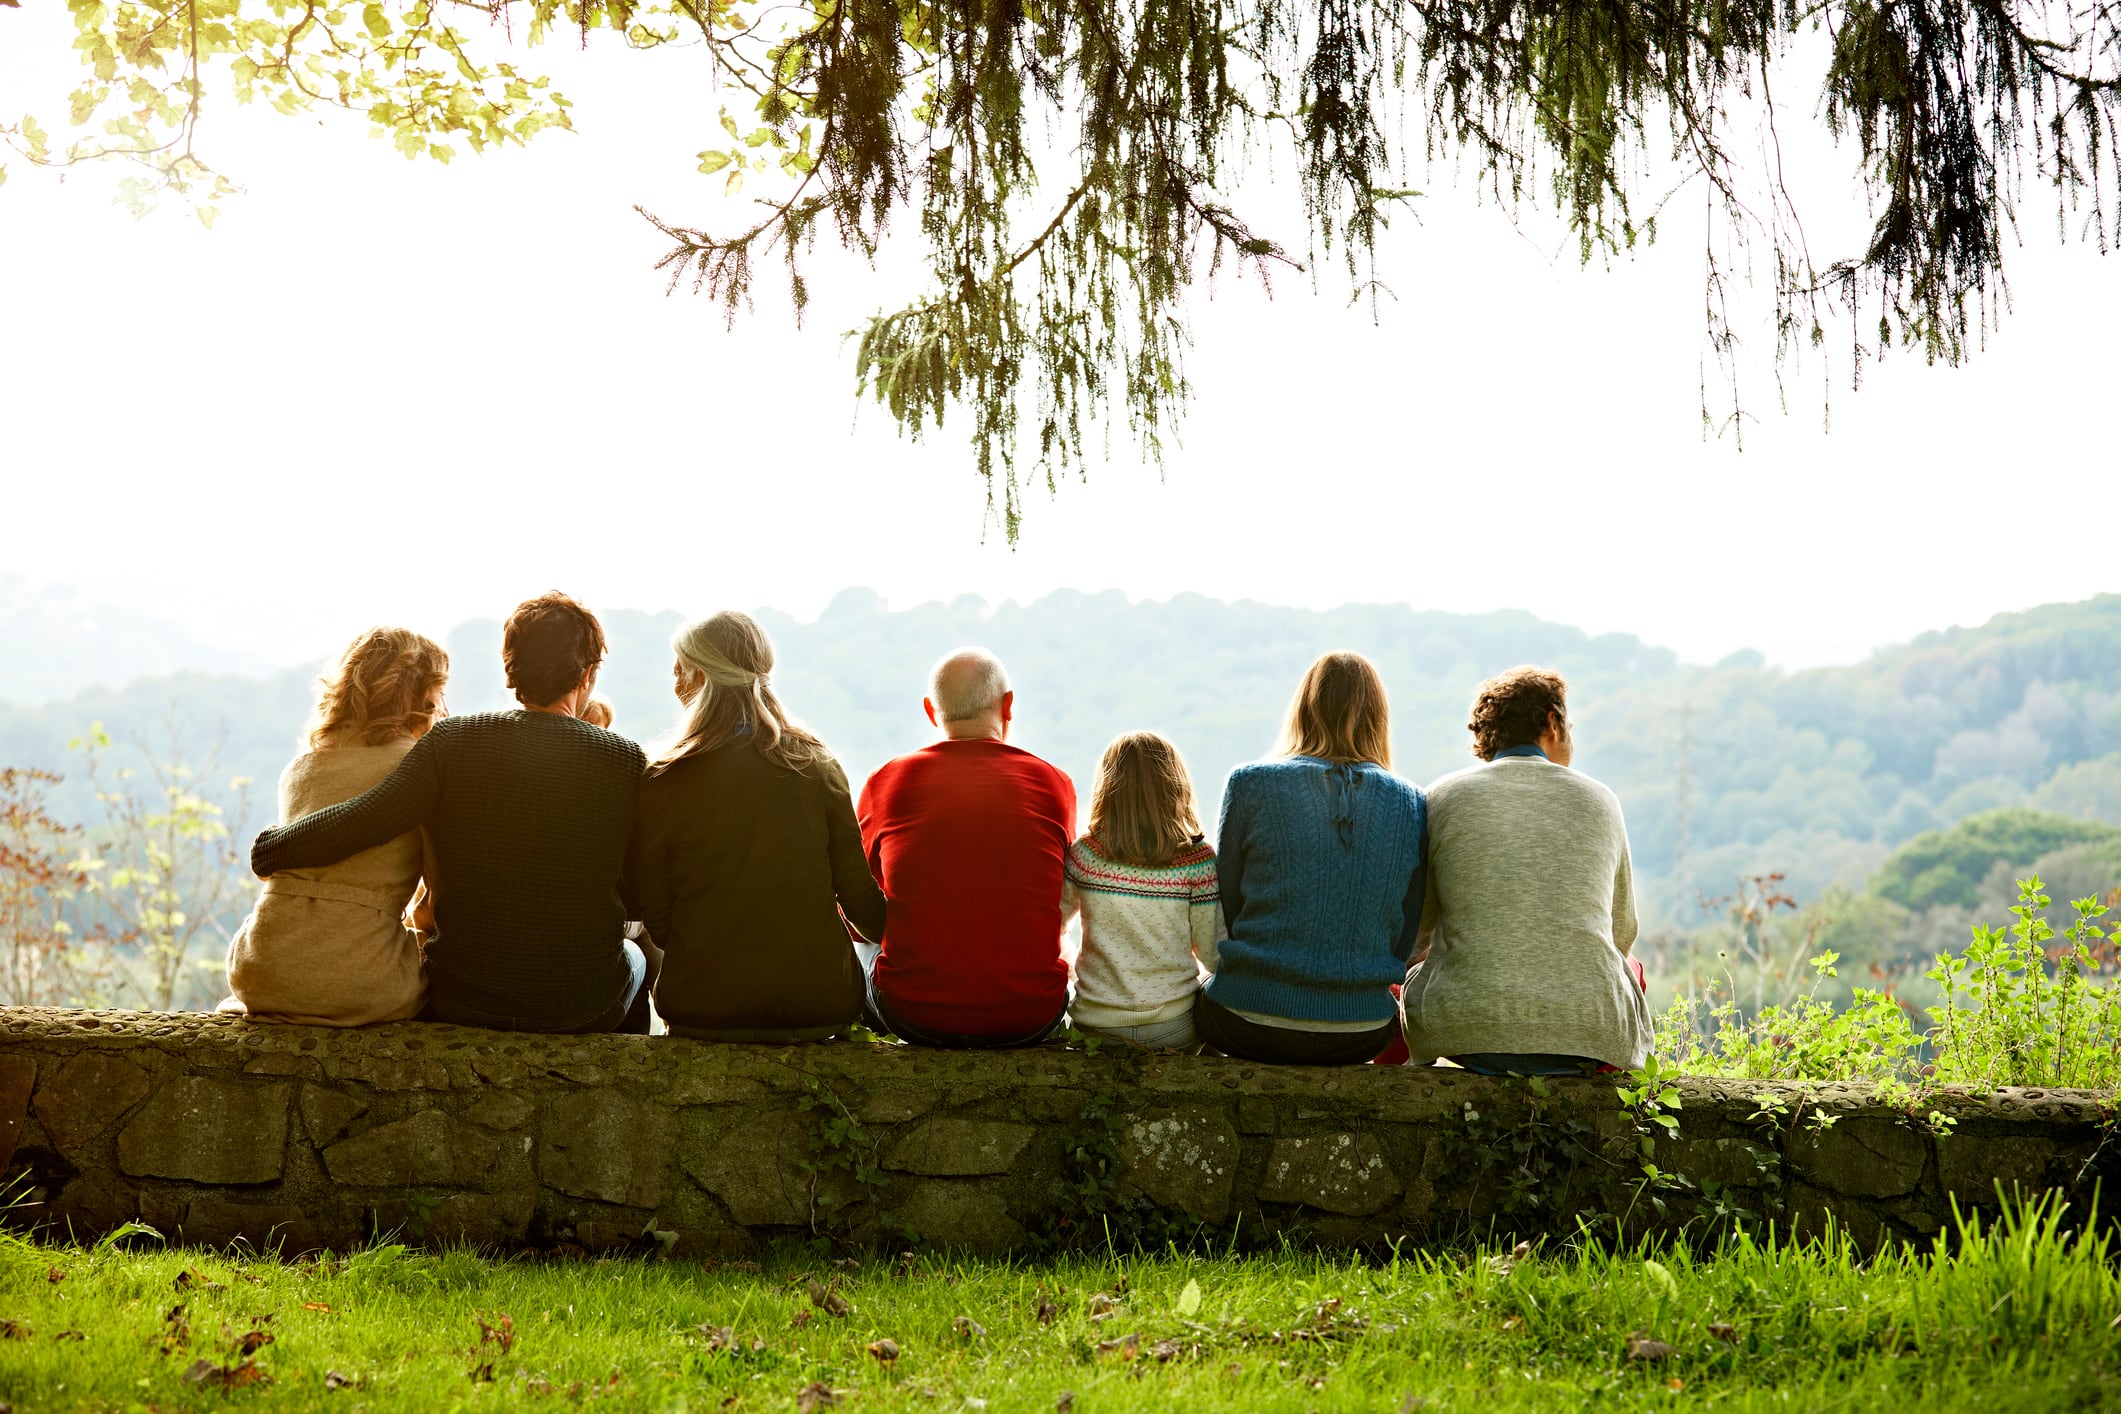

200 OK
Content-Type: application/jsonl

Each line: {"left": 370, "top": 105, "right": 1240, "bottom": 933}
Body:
{"left": 2, "top": 1008, "right": 2112, "bottom": 1256}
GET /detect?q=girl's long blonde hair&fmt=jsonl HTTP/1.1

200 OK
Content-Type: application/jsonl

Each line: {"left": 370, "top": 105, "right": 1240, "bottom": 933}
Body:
{"left": 1274, "top": 651, "right": 1392, "bottom": 768}
{"left": 1087, "top": 731, "right": 1204, "bottom": 867}
{"left": 650, "top": 610, "right": 827, "bottom": 775}
{"left": 308, "top": 628, "right": 450, "bottom": 749}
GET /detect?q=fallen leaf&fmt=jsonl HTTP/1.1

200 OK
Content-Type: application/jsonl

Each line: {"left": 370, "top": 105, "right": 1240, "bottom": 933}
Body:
{"left": 173, "top": 1269, "right": 222, "bottom": 1294}
{"left": 0, "top": 1321, "right": 25, "bottom": 1340}
{"left": 53, "top": 1329, "right": 85, "bottom": 1342}
{"left": 832, "top": 1257, "right": 861, "bottom": 1272}
{"left": 303, "top": 1302, "right": 334, "bottom": 1313}
{"left": 730, "top": 1260, "right": 762, "bottom": 1274}
{"left": 1151, "top": 1339, "right": 1181, "bottom": 1363}
{"left": 324, "top": 1370, "right": 357, "bottom": 1391}
{"left": 795, "top": 1381, "right": 840, "bottom": 1412}
{"left": 1708, "top": 1322, "right": 1737, "bottom": 1343}
{"left": 866, "top": 1337, "right": 900, "bottom": 1363}
{"left": 185, "top": 1357, "right": 268, "bottom": 1388}
{"left": 1086, "top": 1292, "right": 1119, "bottom": 1316}
{"left": 468, "top": 1361, "right": 495, "bottom": 1383}
{"left": 238, "top": 1326, "right": 275, "bottom": 1356}
{"left": 1626, "top": 1333, "right": 1679, "bottom": 1361}
{"left": 46, "top": 1266, "right": 64, "bottom": 1285}
{"left": 1667, "top": 1376, "right": 1687, "bottom": 1391}
{"left": 1094, "top": 1332, "right": 1141, "bottom": 1361}
{"left": 1056, "top": 1393, "right": 1076, "bottom": 1413}
{"left": 1176, "top": 1278, "right": 1202, "bottom": 1317}
{"left": 807, "top": 1282, "right": 853, "bottom": 1318}
{"left": 953, "top": 1315, "right": 986, "bottom": 1339}
{"left": 476, "top": 1312, "right": 516, "bottom": 1354}
{"left": 696, "top": 1324, "right": 734, "bottom": 1352}
{"left": 896, "top": 1251, "right": 919, "bottom": 1277}
{"left": 1225, "top": 1362, "right": 1244, "bottom": 1376}
{"left": 1500, "top": 1315, "right": 1523, "bottom": 1332}
{"left": 790, "top": 1310, "right": 815, "bottom": 1330}
{"left": 1036, "top": 1296, "right": 1059, "bottom": 1325}
{"left": 1485, "top": 1240, "right": 1534, "bottom": 1277}
{"left": 525, "top": 1376, "right": 553, "bottom": 1395}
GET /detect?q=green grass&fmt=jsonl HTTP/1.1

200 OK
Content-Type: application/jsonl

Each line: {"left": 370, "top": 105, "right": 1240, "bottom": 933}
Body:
{"left": 2, "top": 1200, "right": 2117, "bottom": 1412}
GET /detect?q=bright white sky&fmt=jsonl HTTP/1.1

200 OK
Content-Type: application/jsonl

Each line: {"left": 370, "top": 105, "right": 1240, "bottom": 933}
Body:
{"left": 1, "top": 10, "right": 2114, "bottom": 672}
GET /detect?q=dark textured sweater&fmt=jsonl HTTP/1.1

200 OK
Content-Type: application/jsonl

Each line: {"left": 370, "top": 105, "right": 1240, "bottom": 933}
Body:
{"left": 249, "top": 712, "right": 646, "bottom": 1025}
{"left": 633, "top": 740, "right": 886, "bottom": 1037}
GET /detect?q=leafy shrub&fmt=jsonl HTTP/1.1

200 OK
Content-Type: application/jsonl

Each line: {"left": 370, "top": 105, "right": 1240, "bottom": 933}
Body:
{"left": 1870, "top": 808, "right": 2120, "bottom": 911}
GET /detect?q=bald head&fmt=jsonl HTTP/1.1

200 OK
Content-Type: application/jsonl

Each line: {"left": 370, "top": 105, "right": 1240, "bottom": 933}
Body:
{"left": 925, "top": 648, "right": 1013, "bottom": 740}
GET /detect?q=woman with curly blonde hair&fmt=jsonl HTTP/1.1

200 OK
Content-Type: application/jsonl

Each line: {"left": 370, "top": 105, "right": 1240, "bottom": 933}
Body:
{"left": 219, "top": 627, "right": 448, "bottom": 1025}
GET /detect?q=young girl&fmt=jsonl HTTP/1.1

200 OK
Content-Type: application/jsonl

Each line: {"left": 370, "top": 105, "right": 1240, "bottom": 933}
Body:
{"left": 1061, "top": 731, "right": 1225, "bottom": 1050}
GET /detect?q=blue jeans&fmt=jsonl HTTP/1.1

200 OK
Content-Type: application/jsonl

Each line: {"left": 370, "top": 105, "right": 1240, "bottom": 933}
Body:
{"left": 857, "top": 941, "right": 1067, "bottom": 1049}
{"left": 1071, "top": 1012, "right": 1198, "bottom": 1051}
{"left": 427, "top": 939, "right": 650, "bottom": 1035}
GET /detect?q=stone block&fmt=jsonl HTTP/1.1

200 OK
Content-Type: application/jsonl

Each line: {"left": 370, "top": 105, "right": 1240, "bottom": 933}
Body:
{"left": 860, "top": 1088, "right": 941, "bottom": 1124}
{"left": 423, "top": 1191, "right": 535, "bottom": 1245}
{"left": 183, "top": 1199, "right": 322, "bottom": 1254}
{"left": 1119, "top": 1106, "right": 1238, "bottom": 1223}
{"left": 48, "top": 1174, "right": 138, "bottom": 1236}
{"left": 1937, "top": 1135, "right": 2057, "bottom": 1202}
{"left": 1257, "top": 1133, "right": 1402, "bottom": 1216}
{"left": 116, "top": 1076, "right": 291, "bottom": 1185}
{"left": 299, "top": 1085, "right": 368, "bottom": 1145}
{"left": 538, "top": 1091, "right": 669, "bottom": 1208}
{"left": 0, "top": 1052, "right": 36, "bottom": 1173}
{"left": 1236, "top": 1095, "right": 1277, "bottom": 1135}
{"left": 324, "top": 1110, "right": 499, "bottom": 1188}
{"left": 463, "top": 1090, "right": 535, "bottom": 1132}
{"left": 1788, "top": 1118, "right": 1928, "bottom": 1199}
{"left": 884, "top": 1118, "right": 1035, "bottom": 1176}
{"left": 1659, "top": 1137, "right": 1778, "bottom": 1190}
{"left": 894, "top": 1180, "right": 1023, "bottom": 1250}
{"left": 681, "top": 1109, "right": 814, "bottom": 1226}
{"left": 34, "top": 1052, "right": 153, "bottom": 1155}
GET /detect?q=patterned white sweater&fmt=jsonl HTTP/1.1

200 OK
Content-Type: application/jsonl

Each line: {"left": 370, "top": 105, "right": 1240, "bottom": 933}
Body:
{"left": 1060, "top": 835, "right": 1226, "bottom": 1027}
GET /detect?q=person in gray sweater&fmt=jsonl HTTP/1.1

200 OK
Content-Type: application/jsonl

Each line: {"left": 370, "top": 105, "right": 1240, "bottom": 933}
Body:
{"left": 1399, "top": 667, "right": 1652, "bottom": 1074}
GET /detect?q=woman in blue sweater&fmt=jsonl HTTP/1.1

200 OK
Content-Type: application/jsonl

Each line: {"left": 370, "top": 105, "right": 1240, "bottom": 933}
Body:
{"left": 1195, "top": 652, "right": 1427, "bottom": 1064}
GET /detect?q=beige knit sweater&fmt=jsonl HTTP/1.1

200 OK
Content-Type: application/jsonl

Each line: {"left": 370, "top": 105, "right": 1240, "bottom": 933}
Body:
{"left": 218, "top": 740, "right": 427, "bottom": 1026}
{"left": 1399, "top": 754, "right": 1651, "bottom": 1068}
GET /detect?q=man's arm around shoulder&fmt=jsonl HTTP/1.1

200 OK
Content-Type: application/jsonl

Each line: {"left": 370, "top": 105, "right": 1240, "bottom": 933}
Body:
{"left": 250, "top": 725, "right": 447, "bottom": 877}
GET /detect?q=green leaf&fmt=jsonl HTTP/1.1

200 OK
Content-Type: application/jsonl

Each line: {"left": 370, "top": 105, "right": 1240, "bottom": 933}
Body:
{"left": 195, "top": 204, "right": 219, "bottom": 229}
{"left": 724, "top": 167, "right": 742, "bottom": 196}
{"left": 720, "top": 108, "right": 740, "bottom": 138}
{"left": 1175, "top": 1279, "right": 1201, "bottom": 1317}
{"left": 363, "top": 2, "right": 390, "bottom": 40}
{"left": 696, "top": 150, "right": 730, "bottom": 174}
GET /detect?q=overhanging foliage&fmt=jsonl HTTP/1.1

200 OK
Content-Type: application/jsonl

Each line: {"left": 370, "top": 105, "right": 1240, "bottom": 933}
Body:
{"left": 5, "top": 0, "right": 2118, "bottom": 534}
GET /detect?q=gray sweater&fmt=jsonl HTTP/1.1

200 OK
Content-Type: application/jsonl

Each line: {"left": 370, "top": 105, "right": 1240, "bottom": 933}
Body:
{"left": 1400, "top": 754, "right": 1651, "bottom": 1068}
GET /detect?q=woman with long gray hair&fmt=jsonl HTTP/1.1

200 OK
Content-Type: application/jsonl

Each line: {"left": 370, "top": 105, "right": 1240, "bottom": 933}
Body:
{"left": 631, "top": 610, "right": 886, "bottom": 1042}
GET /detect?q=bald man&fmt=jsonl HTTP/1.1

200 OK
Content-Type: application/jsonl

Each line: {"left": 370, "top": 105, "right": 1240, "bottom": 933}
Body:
{"left": 856, "top": 648, "right": 1077, "bottom": 1047}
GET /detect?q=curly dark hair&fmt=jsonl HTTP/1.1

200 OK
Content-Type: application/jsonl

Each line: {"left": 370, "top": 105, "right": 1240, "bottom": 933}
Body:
{"left": 1467, "top": 666, "right": 1568, "bottom": 761}
{"left": 503, "top": 591, "right": 607, "bottom": 708}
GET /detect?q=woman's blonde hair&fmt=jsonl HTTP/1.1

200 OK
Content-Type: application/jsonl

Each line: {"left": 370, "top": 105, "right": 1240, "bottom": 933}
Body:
{"left": 1274, "top": 651, "right": 1392, "bottom": 767}
{"left": 650, "top": 610, "right": 827, "bottom": 775}
{"left": 308, "top": 628, "right": 450, "bottom": 749}
{"left": 1087, "top": 731, "right": 1204, "bottom": 867}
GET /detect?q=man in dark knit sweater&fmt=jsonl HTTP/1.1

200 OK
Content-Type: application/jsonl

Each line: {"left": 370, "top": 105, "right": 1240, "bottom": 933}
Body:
{"left": 249, "top": 593, "right": 650, "bottom": 1033}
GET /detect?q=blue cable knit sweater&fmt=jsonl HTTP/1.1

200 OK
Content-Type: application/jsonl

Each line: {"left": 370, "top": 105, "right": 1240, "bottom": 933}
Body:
{"left": 1204, "top": 757, "right": 1427, "bottom": 1024}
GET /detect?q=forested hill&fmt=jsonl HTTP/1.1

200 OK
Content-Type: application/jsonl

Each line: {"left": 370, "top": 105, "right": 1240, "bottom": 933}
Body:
{"left": 4, "top": 591, "right": 2118, "bottom": 934}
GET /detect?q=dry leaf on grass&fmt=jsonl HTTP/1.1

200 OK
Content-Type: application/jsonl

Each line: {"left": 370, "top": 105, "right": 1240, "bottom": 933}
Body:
{"left": 173, "top": 1269, "right": 223, "bottom": 1294}
{"left": 1035, "top": 1295, "right": 1059, "bottom": 1326}
{"left": 476, "top": 1312, "right": 516, "bottom": 1354}
{"left": 832, "top": 1258, "right": 861, "bottom": 1272}
{"left": 324, "top": 1370, "right": 358, "bottom": 1391}
{"left": 1151, "top": 1339, "right": 1181, "bottom": 1363}
{"left": 953, "top": 1315, "right": 986, "bottom": 1339}
{"left": 184, "top": 1357, "right": 268, "bottom": 1388}
{"left": 696, "top": 1324, "right": 734, "bottom": 1352}
{"left": 1056, "top": 1393, "right": 1076, "bottom": 1413}
{"left": 1667, "top": 1377, "right": 1687, "bottom": 1391}
{"left": 1708, "top": 1322, "right": 1737, "bottom": 1343}
{"left": 1086, "top": 1292, "right": 1119, "bottom": 1316}
{"left": 1094, "top": 1332, "right": 1142, "bottom": 1362}
{"left": 867, "top": 1337, "right": 900, "bottom": 1363}
{"left": 807, "top": 1282, "right": 853, "bottom": 1317}
{"left": 468, "top": 1361, "right": 495, "bottom": 1383}
{"left": 1626, "top": 1332, "right": 1679, "bottom": 1361}
{"left": 303, "top": 1302, "right": 334, "bottom": 1313}
{"left": 45, "top": 1267, "right": 64, "bottom": 1285}
{"left": 53, "top": 1330, "right": 85, "bottom": 1342}
{"left": 0, "top": 1320, "right": 27, "bottom": 1340}
{"left": 791, "top": 1310, "right": 815, "bottom": 1330}
{"left": 795, "top": 1381, "right": 840, "bottom": 1411}
{"left": 237, "top": 1325, "right": 275, "bottom": 1357}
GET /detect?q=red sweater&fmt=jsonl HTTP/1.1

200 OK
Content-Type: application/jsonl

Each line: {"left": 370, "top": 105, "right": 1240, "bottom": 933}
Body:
{"left": 857, "top": 738, "right": 1077, "bottom": 1035}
